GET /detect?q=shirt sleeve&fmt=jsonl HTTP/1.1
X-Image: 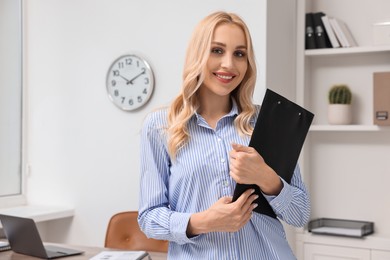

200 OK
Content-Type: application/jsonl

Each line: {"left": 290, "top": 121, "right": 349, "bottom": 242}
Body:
{"left": 262, "top": 164, "right": 311, "bottom": 227}
{"left": 137, "top": 111, "right": 196, "bottom": 245}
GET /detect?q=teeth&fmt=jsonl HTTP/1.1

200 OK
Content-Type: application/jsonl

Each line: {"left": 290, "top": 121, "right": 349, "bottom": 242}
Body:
{"left": 217, "top": 74, "right": 233, "bottom": 80}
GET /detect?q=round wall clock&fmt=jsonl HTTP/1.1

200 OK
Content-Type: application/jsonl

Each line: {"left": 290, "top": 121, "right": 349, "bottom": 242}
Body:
{"left": 106, "top": 54, "right": 154, "bottom": 111}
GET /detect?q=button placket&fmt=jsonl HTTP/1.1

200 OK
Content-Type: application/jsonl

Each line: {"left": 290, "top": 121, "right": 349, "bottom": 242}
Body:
{"left": 214, "top": 133, "right": 231, "bottom": 193}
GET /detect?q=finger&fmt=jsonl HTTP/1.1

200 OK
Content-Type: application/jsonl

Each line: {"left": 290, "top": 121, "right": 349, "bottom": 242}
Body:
{"left": 239, "top": 193, "right": 257, "bottom": 212}
{"left": 229, "top": 149, "right": 238, "bottom": 160}
{"left": 231, "top": 143, "right": 252, "bottom": 153}
{"left": 234, "top": 189, "right": 255, "bottom": 207}
{"left": 240, "top": 203, "right": 256, "bottom": 226}
{"left": 246, "top": 194, "right": 259, "bottom": 211}
{"left": 243, "top": 207, "right": 255, "bottom": 223}
{"left": 220, "top": 196, "right": 233, "bottom": 204}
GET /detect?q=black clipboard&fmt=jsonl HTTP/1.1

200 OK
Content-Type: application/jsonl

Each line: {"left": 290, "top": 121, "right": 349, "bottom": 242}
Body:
{"left": 232, "top": 89, "right": 314, "bottom": 218}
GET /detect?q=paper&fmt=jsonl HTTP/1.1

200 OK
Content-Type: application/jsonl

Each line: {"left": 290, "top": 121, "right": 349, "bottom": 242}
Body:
{"left": 0, "top": 241, "right": 9, "bottom": 246}
{"left": 0, "top": 241, "right": 11, "bottom": 252}
{"left": 90, "top": 251, "right": 149, "bottom": 260}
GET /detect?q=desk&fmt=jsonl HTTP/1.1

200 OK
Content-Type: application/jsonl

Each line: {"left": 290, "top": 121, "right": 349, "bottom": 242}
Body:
{"left": 0, "top": 244, "right": 167, "bottom": 260}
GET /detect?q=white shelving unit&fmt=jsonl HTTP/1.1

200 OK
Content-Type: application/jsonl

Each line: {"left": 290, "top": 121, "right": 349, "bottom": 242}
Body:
{"left": 310, "top": 125, "right": 390, "bottom": 132}
{"left": 295, "top": 0, "right": 390, "bottom": 259}
{"left": 305, "top": 45, "right": 390, "bottom": 57}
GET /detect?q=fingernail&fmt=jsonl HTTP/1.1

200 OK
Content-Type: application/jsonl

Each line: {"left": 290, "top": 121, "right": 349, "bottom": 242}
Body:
{"left": 252, "top": 203, "right": 258, "bottom": 209}
{"left": 251, "top": 189, "right": 255, "bottom": 194}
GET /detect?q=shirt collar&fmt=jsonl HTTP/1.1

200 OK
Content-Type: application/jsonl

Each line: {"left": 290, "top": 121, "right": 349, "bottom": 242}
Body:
{"left": 227, "top": 98, "right": 239, "bottom": 117}
{"left": 194, "top": 98, "right": 239, "bottom": 119}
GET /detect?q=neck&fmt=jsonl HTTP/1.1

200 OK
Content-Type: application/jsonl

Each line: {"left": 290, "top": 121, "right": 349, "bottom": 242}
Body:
{"left": 197, "top": 93, "right": 232, "bottom": 129}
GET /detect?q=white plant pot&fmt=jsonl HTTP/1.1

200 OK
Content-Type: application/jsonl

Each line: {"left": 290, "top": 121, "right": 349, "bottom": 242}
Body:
{"left": 328, "top": 104, "right": 352, "bottom": 125}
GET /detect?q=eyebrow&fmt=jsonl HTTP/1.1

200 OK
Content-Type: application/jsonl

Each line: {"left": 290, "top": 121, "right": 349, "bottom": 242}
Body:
{"left": 211, "top": 41, "right": 247, "bottom": 50}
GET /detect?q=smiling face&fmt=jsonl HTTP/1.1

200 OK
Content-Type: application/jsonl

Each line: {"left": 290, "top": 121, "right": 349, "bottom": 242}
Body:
{"left": 199, "top": 23, "right": 248, "bottom": 101}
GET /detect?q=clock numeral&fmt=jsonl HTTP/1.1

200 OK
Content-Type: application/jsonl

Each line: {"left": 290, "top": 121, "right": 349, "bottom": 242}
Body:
{"left": 136, "top": 60, "right": 140, "bottom": 67}
{"left": 114, "top": 90, "right": 119, "bottom": 97}
{"left": 144, "top": 77, "right": 149, "bottom": 84}
{"left": 137, "top": 96, "right": 143, "bottom": 103}
{"left": 113, "top": 70, "right": 119, "bottom": 77}
{"left": 111, "top": 80, "right": 116, "bottom": 87}
{"left": 129, "top": 99, "right": 134, "bottom": 106}
{"left": 121, "top": 97, "right": 126, "bottom": 103}
{"left": 118, "top": 62, "right": 124, "bottom": 69}
{"left": 143, "top": 88, "right": 147, "bottom": 95}
{"left": 125, "top": 58, "right": 132, "bottom": 65}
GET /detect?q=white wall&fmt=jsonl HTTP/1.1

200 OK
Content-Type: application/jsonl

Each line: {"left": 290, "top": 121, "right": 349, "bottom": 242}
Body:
{"left": 24, "top": 0, "right": 267, "bottom": 246}
{"left": 266, "top": 0, "right": 297, "bottom": 101}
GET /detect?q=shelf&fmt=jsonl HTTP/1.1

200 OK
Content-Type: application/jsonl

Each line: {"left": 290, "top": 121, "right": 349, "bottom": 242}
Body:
{"left": 309, "top": 125, "right": 390, "bottom": 132}
{"left": 305, "top": 45, "right": 390, "bottom": 57}
{"left": 297, "top": 232, "right": 390, "bottom": 252}
{"left": 0, "top": 205, "right": 74, "bottom": 227}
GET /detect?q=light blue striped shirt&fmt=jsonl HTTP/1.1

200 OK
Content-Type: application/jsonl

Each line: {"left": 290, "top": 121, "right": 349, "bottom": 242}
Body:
{"left": 138, "top": 101, "right": 310, "bottom": 259}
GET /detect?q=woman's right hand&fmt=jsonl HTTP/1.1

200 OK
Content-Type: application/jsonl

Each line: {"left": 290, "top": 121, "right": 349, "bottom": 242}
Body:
{"left": 186, "top": 189, "right": 258, "bottom": 236}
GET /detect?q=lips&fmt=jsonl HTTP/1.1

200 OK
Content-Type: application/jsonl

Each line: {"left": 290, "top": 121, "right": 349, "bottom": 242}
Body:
{"left": 214, "top": 72, "right": 236, "bottom": 82}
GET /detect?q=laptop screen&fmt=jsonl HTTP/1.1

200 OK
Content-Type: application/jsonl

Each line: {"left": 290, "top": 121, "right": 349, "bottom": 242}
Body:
{"left": 0, "top": 214, "right": 83, "bottom": 259}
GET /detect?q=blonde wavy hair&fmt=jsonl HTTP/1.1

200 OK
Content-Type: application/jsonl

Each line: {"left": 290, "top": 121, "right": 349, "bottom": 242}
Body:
{"left": 167, "top": 11, "right": 257, "bottom": 159}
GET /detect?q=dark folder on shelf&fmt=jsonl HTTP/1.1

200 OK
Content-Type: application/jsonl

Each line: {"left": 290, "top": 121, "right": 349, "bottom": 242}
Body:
{"left": 305, "top": 13, "right": 317, "bottom": 49}
{"left": 232, "top": 89, "right": 314, "bottom": 218}
{"left": 312, "top": 12, "right": 332, "bottom": 48}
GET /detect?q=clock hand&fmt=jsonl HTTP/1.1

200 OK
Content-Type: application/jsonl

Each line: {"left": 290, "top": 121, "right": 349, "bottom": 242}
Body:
{"left": 119, "top": 74, "right": 131, "bottom": 85}
{"left": 129, "top": 70, "right": 146, "bottom": 84}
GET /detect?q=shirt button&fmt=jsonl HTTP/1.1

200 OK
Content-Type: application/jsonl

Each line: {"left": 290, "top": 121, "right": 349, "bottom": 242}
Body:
{"left": 221, "top": 158, "right": 226, "bottom": 163}
{"left": 224, "top": 181, "right": 229, "bottom": 187}
{"left": 217, "top": 138, "right": 222, "bottom": 142}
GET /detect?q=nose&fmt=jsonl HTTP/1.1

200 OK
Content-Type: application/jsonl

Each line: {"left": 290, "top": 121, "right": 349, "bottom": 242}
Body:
{"left": 221, "top": 53, "right": 234, "bottom": 69}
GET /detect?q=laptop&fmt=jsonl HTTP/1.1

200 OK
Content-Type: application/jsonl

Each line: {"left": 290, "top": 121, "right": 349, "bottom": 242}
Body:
{"left": 0, "top": 214, "right": 84, "bottom": 259}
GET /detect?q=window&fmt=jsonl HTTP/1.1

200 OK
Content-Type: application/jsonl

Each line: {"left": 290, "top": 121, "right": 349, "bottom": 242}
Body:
{"left": 0, "top": 0, "right": 25, "bottom": 208}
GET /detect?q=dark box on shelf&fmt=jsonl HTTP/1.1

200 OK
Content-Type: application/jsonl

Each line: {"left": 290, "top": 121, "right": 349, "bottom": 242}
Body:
{"left": 308, "top": 218, "right": 374, "bottom": 238}
{"left": 373, "top": 71, "right": 390, "bottom": 126}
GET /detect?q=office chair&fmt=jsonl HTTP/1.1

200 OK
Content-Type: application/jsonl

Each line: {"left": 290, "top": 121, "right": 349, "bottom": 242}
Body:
{"left": 104, "top": 211, "right": 169, "bottom": 253}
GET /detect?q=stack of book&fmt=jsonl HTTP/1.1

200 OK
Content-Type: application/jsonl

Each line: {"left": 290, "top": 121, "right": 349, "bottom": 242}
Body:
{"left": 306, "top": 12, "right": 358, "bottom": 49}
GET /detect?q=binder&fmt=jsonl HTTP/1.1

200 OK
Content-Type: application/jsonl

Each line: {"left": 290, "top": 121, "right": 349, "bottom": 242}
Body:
{"left": 312, "top": 12, "right": 332, "bottom": 48}
{"left": 305, "top": 13, "right": 316, "bottom": 49}
{"left": 232, "top": 89, "right": 314, "bottom": 218}
{"left": 373, "top": 71, "right": 390, "bottom": 125}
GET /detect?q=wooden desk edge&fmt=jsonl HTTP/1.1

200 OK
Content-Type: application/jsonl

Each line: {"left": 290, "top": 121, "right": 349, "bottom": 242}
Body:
{"left": 0, "top": 243, "right": 167, "bottom": 260}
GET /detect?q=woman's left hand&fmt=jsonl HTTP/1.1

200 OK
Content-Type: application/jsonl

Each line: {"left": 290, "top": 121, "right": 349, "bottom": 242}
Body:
{"left": 229, "top": 143, "right": 283, "bottom": 196}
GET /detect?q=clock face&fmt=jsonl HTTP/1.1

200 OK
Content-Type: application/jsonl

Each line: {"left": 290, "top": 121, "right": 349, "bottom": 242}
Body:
{"left": 106, "top": 54, "right": 154, "bottom": 111}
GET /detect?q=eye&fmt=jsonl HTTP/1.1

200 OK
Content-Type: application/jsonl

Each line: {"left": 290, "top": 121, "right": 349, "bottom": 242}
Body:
{"left": 234, "top": 50, "right": 247, "bottom": 58}
{"left": 211, "top": 47, "right": 224, "bottom": 55}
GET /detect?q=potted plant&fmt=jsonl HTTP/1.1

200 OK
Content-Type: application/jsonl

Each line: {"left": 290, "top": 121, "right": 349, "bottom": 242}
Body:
{"left": 328, "top": 84, "right": 352, "bottom": 125}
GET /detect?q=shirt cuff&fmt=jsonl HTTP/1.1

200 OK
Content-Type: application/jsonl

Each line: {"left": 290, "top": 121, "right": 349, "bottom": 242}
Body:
{"left": 169, "top": 212, "right": 196, "bottom": 245}
{"left": 263, "top": 178, "right": 293, "bottom": 214}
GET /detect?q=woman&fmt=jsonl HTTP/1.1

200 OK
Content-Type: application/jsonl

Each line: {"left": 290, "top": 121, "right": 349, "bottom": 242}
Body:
{"left": 138, "top": 11, "right": 310, "bottom": 259}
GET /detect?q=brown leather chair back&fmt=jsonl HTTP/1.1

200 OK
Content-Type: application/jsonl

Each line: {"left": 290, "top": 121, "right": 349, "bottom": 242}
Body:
{"left": 104, "top": 211, "right": 168, "bottom": 253}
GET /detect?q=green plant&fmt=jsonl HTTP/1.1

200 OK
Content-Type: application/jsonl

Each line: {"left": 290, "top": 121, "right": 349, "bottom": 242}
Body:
{"left": 328, "top": 84, "right": 352, "bottom": 104}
